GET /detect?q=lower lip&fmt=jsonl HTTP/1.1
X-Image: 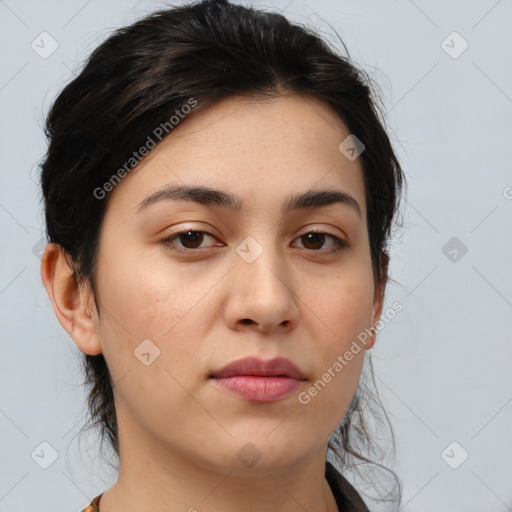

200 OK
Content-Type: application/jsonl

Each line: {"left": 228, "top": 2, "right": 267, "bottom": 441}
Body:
{"left": 210, "top": 376, "right": 303, "bottom": 402}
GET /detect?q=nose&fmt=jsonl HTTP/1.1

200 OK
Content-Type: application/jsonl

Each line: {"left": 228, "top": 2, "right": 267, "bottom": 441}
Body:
{"left": 224, "top": 240, "right": 300, "bottom": 334}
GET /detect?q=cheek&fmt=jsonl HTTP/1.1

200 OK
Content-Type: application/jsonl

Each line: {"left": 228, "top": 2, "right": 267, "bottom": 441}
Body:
{"left": 97, "top": 244, "right": 196, "bottom": 336}
{"left": 95, "top": 246, "right": 218, "bottom": 387}
{"left": 291, "top": 269, "right": 373, "bottom": 428}
{"left": 293, "top": 343, "right": 365, "bottom": 446}
{"left": 307, "top": 269, "right": 375, "bottom": 347}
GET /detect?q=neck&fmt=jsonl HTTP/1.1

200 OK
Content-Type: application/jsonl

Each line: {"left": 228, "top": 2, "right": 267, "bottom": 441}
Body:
{"left": 99, "top": 428, "right": 339, "bottom": 512}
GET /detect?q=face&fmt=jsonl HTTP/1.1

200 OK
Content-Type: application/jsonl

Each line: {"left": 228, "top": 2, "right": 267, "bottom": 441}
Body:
{"left": 75, "top": 94, "right": 383, "bottom": 474}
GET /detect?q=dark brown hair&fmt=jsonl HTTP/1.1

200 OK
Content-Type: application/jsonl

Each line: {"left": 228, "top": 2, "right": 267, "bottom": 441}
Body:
{"left": 39, "top": 0, "right": 406, "bottom": 509}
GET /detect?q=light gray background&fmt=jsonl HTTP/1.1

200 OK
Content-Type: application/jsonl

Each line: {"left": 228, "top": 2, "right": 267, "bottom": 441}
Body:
{"left": 1, "top": 0, "right": 511, "bottom": 510}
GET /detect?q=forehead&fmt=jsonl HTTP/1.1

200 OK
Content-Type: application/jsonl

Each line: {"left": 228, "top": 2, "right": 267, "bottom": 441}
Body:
{"left": 107, "top": 94, "right": 367, "bottom": 218}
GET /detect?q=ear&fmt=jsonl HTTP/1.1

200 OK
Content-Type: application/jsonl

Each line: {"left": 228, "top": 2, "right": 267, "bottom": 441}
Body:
{"left": 40, "top": 243, "right": 102, "bottom": 355}
{"left": 365, "top": 255, "right": 388, "bottom": 350}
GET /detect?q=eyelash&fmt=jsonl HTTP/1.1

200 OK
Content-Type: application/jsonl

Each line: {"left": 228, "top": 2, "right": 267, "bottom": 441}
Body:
{"left": 160, "top": 229, "right": 349, "bottom": 255}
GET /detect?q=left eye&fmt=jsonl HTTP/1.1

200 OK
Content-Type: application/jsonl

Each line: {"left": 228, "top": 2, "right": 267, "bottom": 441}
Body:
{"left": 293, "top": 231, "right": 349, "bottom": 253}
{"left": 161, "top": 230, "right": 349, "bottom": 254}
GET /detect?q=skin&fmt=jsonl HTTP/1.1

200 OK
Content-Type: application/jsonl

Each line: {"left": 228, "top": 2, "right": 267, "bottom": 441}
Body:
{"left": 41, "top": 94, "right": 385, "bottom": 512}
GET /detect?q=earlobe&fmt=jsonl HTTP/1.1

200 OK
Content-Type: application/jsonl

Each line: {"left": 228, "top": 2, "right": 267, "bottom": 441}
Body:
{"left": 40, "top": 243, "right": 102, "bottom": 356}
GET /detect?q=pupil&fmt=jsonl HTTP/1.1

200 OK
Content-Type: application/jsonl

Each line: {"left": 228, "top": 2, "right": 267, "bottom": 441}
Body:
{"left": 181, "top": 231, "right": 202, "bottom": 248}
{"left": 304, "top": 233, "right": 324, "bottom": 249}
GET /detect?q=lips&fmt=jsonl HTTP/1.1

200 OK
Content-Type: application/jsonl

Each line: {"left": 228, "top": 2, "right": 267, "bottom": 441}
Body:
{"left": 210, "top": 356, "right": 306, "bottom": 380}
{"left": 209, "top": 356, "right": 307, "bottom": 403}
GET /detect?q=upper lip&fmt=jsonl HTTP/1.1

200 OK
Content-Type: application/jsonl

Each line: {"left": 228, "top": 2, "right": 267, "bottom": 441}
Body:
{"left": 210, "top": 356, "right": 306, "bottom": 380}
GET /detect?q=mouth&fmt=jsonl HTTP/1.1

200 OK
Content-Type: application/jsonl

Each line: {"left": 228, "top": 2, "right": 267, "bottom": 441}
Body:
{"left": 209, "top": 356, "right": 307, "bottom": 402}
{"left": 210, "top": 355, "right": 306, "bottom": 380}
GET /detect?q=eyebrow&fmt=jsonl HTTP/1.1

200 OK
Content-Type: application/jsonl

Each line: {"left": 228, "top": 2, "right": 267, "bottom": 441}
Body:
{"left": 136, "top": 184, "right": 362, "bottom": 219}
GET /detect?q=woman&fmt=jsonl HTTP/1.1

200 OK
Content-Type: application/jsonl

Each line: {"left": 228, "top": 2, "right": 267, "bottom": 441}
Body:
{"left": 39, "top": 0, "right": 405, "bottom": 510}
